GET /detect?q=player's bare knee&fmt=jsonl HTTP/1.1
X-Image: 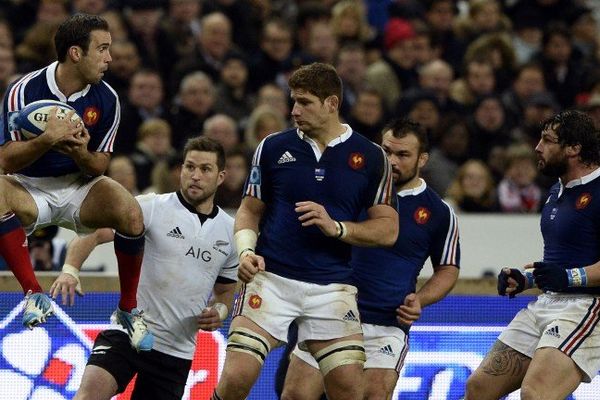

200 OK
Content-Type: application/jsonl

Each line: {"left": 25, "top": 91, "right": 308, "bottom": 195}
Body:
{"left": 280, "top": 389, "right": 305, "bottom": 400}
{"left": 315, "top": 340, "right": 366, "bottom": 376}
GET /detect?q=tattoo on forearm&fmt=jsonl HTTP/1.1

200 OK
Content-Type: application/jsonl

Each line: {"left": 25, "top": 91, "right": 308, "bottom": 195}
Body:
{"left": 481, "top": 341, "right": 530, "bottom": 377}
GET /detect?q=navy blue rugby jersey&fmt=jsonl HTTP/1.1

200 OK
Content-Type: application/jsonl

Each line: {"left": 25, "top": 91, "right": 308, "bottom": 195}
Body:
{"left": 1, "top": 62, "right": 120, "bottom": 177}
{"left": 244, "top": 125, "right": 396, "bottom": 285}
{"left": 352, "top": 180, "right": 460, "bottom": 330}
{"left": 540, "top": 168, "right": 600, "bottom": 295}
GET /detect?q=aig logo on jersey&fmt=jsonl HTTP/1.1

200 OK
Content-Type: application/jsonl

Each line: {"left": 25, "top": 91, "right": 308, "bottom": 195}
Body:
{"left": 575, "top": 193, "right": 592, "bottom": 210}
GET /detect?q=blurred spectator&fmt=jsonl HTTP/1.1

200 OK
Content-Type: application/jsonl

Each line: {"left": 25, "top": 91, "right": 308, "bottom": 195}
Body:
{"left": 511, "top": 10, "right": 544, "bottom": 65}
{"left": 100, "top": 10, "right": 129, "bottom": 41}
{"left": 422, "top": 0, "right": 465, "bottom": 72}
{"left": 450, "top": 57, "right": 496, "bottom": 110}
{"left": 244, "top": 105, "right": 287, "bottom": 152}
{"left": 305, "top": 20, "right": 338, "bottom": 64}
{"left": 366, "top": 17, "right": 417, "bottom": 112}
{"left": 467, "top": 95, "right": 511, "bottom": 176}
{"left": 172, "top": 12, "right": 233, "bottom": 90}
{"left": 169, "top": 71, "right": 216, "bottom": 149}
{"left": 250, "top": 18, "right": 296, "bottom": 91}
{"left": 73, "top": 0, "right": 108, "bottom": 15}
{"left": 418, "top": 59, "right": 463, "bottom": 114}
{"left": 203, "top": 113, "right": 239, "bottom": 152}
{"left": 145, "top": 153, "right": 183, "bottom": 194}
{"left": 497, "top": 143, "right": 542, "bottom": 213}
{"left": 160, "top": 0, "right": 202, "bottom": 63}
{"left": 117, "top": 69, "right": 166, "bottom": 154}
{"left": 454, "top": 0, "right": 512, "bottom": 45}
{"left": 15, "top": 21, "right": 59, "bottom": 73}
{"left": 0, "top": 45, "right": 16, "bottom": 100}
{"left": 569, "top": 6, "right": 599, "bottom": 60}
{"left": 535, "top": 23, "right": 589, "bottom": 109}
{"left": 28, "top": 226, "right": 66, "bottom": 272}
{"left": 330, "top": 0, "right": 374, "bottom": 46}
{"left": 103, "top": 39, "right": 141, "bottom": 97}
{"left": 445, "top": 159, "right": 498, "bottom": 212}
{"left": 214, "top": 51, "right": 254, "bottom": 122}
{"left": 581, "top": 94, "right": 600, "bottom": 129}
{"left": 131, "top": 118, "right": 175, "bottom": 191}
{"left": 422, "top": 117, "right": 470, "bottom": 195}
{"left": 501, "top": 62, "right": 546, "bottom": 128}
{"left": 256, "top": 83, "right": 290, "bottom": 121}
{"left": 464, "top": 32, "right": 517, "bottom": 92}
{"left": 507, "top": 0, "right": 575, "bottom": 27}
{"left": 214, "top": 145, "right": 249, "bottom": 210}
{"left": 107, "top": 155, "right": 139, "bottom": 196}
{"left": 511, "top": 91, "right": 560, "bottom": 146}
{"left": 36, "top": 0, "right": 69, "bottom": 24}
{"left": 346, "top": 87, "right": 385, "bottom": 143}
{"left": 335, "top": 42, "right": 368, "bottom": 119}
{"left": 122, "top": 0, "right": 172, "bottom": 77}
{"left": 295, "top": 1, "right": 331, "bottom": 51}
{"left": 412, "top": 22, "right": 442, "bottom": 66}
{"left": 0, "top": 18, "right": 14, "bottom": 49}
{"left": 202, "top": 0, "right": 264, "bottom": 51}
{"left": 397, "top": 89, "right": 441, "bottom": 137}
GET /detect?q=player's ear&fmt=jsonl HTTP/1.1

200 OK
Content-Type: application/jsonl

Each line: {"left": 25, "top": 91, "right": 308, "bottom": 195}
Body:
{"left": 565, "top": 143, "right": 581, "bottom": 157}
{"left": 418, "top": 152, "right": 429, "bottom": 168}
{"left": 217, "top": 169, "right": 226, "bottom": 186}
{"left": 69, "top": 46, "right": 82, "bottom": 62}
{"left": 325, "top": 96, "right": 338, "bottom": 113}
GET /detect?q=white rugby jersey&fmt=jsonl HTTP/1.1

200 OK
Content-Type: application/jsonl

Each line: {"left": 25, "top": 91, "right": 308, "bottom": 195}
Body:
{"left": 134, "top": 191, "right": 238, "bottom": 359}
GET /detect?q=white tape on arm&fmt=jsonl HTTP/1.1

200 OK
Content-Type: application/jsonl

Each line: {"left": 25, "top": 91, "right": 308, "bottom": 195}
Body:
{"left": 234, "top": 229, "right": 258, "bottom": 260}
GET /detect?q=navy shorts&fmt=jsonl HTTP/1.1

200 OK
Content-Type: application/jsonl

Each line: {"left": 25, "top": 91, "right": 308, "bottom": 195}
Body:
{"left": 87, "top": 330, "right": 192, "bottom": 400}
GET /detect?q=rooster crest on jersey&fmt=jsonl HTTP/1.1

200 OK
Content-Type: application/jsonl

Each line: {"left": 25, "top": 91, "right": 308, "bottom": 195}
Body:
{"left": 10, "top": 99, "right": 81, "bottom": 140}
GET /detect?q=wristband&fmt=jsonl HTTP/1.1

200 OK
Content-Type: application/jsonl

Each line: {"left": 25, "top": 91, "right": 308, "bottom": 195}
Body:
{"left": 567, "top": 267, "right": 587, "bottom": 287}
{"left": 234, "top": 229, "right": 258, "bottom": 260}
{"left": 212, "top": 303, "right": 228, "bottom": 321}
{"left": 524, "top": 271, "right": 535, "bottom": 289}
{"left": 335, "top": 221, "right": 347, "bottom": 239}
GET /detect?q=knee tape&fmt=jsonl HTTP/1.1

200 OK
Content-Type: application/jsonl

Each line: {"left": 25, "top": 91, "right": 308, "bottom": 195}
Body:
{"left": 227, "top": 327, "right": 271, "bottom": 364}
{"left": 314, "top": 340, "right": 366, "bottom": 376}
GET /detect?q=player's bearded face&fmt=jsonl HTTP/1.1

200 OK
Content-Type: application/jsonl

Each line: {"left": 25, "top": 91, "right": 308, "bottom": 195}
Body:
{"left": 394, "top": 159, "right": 419, "bottom": 186}
{"left": 538, "top": 151, "right": 568, "bottom": 177}
{"left": 181, "top": 151, "right": 223, "bottom": 204}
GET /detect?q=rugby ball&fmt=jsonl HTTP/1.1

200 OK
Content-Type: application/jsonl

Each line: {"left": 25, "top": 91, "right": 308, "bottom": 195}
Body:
{"left": 15, "top": 99, "right": 81, "bottom": 139}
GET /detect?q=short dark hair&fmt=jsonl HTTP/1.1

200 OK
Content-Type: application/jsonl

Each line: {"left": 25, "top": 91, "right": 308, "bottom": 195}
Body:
{"left": 288, "top": 62, "right": 343, "bottom": 108}
{"left": 183, "top": 136, "right": 226, "bottom": 170}
{"left": 383, "top": 118, "right": 429, "bottom": 153}
{"left": 54, "top": 14, "right": 109, "bottom": 62}
{"left": 542, "top": 110, "right": 600, "bottom": 166}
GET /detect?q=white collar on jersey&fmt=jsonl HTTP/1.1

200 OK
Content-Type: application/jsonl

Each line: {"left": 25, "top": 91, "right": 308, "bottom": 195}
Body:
{"left": 296, "top": 124, "right": 353, "bottom": 161}
{"left": 296, "top": 123, "right": 353, "bottom": 147}
{"left": 397, "top": 178, "right": 427, "bottom": 197}
{"left": 46, "top": 61, "right": 92, "bottom": 102}
{"left": 558, "top": 166, "right": 600, "bottom": 198}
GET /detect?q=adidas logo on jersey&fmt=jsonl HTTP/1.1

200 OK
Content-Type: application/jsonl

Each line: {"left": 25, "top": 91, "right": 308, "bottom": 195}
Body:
{"left": 342, "top": 310, "right": 359, "bottom": 322}
{"left": 277, "top": 151, "right": 296, "bottom": 164}
{"left": 378, "top": 344, "right": 395, "bottom": 357}
{"left": 544, "top": 325, "right": 560, "bottom": 338}
{"left": 167, "top": 226, "right": 185, "bottom": 239}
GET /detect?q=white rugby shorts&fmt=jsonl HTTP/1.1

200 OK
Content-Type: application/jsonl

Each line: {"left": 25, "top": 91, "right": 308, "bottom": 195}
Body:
{"left": 11, "top": 173, "right": 106, "bottom": 235}
{"left": 292, "top": 323, "right": 408, "bottom": 373}
{"left": 499, "top": 293, "right": 600, "bottom": 382}
{"left": 233, "top": 271, "right": 362, "bottom": 343}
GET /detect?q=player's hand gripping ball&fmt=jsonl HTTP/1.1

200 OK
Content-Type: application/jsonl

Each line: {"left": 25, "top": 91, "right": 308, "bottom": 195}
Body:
{"left": 14, "top": 99, "right": 81, "bottom": 139}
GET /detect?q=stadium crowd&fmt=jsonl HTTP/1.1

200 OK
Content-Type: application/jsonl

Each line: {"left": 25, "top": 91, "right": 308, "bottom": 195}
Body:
{"left": 2, "top": 0, "right": 600, "bottom": 215}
